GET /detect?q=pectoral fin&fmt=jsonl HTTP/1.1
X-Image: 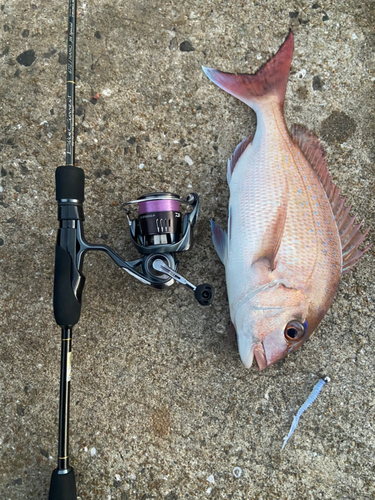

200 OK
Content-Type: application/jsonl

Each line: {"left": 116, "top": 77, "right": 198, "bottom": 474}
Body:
{"left": 252, "top": 190, "right": 288, "bottom": 271}
{"left": 211, "top": 220, "right": 228, "bottom": 265}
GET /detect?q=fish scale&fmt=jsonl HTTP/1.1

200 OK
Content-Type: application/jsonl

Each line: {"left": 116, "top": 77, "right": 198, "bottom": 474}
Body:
{"left": 227, "top": 112, "right": 342, "bottom": 338}
{"left": 230, "top": 114, "right": 337, "bottom": 283}
{"left": 204, "top": 31, "right": 370, "bottom": 370}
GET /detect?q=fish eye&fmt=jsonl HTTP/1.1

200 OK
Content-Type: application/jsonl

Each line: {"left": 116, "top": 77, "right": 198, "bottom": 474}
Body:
{"left": 284, "top": 320, "right": 306, "bottom": 341}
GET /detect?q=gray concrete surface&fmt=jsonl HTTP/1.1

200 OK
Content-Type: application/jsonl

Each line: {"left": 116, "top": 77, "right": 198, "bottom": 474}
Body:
{"left": 1, "top": 0, "right": 374, "bottom": 498}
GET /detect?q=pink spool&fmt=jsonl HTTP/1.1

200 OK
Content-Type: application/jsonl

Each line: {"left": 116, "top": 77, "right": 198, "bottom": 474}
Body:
{"left": 138, "top": 199, "right": 180, "bottom": 214}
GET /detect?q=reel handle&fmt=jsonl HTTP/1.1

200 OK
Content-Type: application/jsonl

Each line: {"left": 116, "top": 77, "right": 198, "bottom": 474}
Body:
{"left": 48, "top": 468, "right": 77, "bottom": 500}
{"left": 151, "top": 258, "right": 214, "bottom": 306}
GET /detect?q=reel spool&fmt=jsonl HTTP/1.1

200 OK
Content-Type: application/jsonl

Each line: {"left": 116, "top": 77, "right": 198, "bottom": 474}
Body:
{"left": 125, "top": 192, "right": 198, "bottom": 254}
{"left": 131, "top": 192, "right": 183, "bottom": 247}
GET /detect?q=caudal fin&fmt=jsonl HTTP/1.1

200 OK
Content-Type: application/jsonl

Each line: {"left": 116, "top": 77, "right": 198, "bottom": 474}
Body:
{"left": 202, "top": 31, "right": 294, "bottom": 110}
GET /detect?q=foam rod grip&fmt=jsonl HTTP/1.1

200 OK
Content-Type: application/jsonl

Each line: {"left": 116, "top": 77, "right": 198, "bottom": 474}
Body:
{"left": 56, "top": 166, "right": 84, "bottom": 201}
{"left": 53, "top": 245, "right": 82, "bottom": 327}
{"left": 48, "top": 468, "right": 77, "bottom": 500}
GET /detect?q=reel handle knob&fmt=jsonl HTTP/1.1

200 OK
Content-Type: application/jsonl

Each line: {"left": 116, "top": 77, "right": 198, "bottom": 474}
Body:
{"left": 194, "top": 283, "right": 214, "bottom": 306}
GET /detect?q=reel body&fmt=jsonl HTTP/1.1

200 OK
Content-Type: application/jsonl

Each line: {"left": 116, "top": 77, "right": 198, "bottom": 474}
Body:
{"left": 124, "top": 192, "right": 213, "bottom": 303}
{"left": 124, "top": 192, "right": 200, "bottom": 290}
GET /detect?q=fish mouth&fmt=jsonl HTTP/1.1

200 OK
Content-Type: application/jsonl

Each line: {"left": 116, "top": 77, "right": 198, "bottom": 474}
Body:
{"left": 253, "top": 344, "right": 268, "bottom": 370}
{"left": 238, "top": 337, "right": 268, "bottom": 370}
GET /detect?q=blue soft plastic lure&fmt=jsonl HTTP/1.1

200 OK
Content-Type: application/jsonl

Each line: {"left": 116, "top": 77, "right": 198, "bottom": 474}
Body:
{"left": 282, "top": 378, "right": 328, "bottom": 450}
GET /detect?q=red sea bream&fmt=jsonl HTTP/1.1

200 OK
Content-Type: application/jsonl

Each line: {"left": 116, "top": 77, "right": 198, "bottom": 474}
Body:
{"left": 203, "top": 32, "right": 370, "bottom": 370}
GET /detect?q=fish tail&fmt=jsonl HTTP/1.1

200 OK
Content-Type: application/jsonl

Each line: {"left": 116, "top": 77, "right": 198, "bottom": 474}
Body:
{"left": 202, "top": 31, "right": 294, "bottom": 111}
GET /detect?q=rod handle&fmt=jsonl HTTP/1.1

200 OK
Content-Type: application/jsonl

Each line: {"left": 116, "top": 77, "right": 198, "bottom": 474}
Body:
{"left": 56, "top": 166, "right": 84, "bottom": 201}
{"left": 53, "top": 245, "right": 84, "bottom": 327}
{"left": 48, "top": 468, "right": 77, "bottom": 500}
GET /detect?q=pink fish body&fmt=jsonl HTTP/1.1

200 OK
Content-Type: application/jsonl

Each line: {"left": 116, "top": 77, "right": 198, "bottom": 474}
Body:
{"left": 203, "top": 32, "right": 370, "bottom": 370}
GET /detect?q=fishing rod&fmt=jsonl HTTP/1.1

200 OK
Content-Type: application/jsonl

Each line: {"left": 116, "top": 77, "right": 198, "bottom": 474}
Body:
{"left": 48, "top": 1, "right": 213, "bottom": 498}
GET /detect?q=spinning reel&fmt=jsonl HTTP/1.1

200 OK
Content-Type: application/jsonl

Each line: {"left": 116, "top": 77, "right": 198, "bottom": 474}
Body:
{"left": 124, "top": 191, "right": 214, "bottom": 304}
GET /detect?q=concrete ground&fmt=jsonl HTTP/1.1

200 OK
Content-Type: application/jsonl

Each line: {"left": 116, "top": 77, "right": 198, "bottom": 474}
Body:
{"left": 1, "top": 0, "right": 374, "bottom": 498}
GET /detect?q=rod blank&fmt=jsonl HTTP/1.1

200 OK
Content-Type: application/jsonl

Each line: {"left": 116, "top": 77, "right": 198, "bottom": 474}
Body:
{"left": 66, "top": 0, "right": 76, "bottom": 166}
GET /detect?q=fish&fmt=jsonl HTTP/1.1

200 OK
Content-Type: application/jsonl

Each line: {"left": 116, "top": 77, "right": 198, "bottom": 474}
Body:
{"left": 202, "top": 31, "right": 370, "bottom": 370}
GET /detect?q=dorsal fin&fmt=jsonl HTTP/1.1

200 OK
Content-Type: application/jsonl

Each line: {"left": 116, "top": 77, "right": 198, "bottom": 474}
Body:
{"left": 291, "top": 124, "right": 371, "bottom": 273}
{"left": 227, "top": 135, "right": 253, "bottom": 185}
